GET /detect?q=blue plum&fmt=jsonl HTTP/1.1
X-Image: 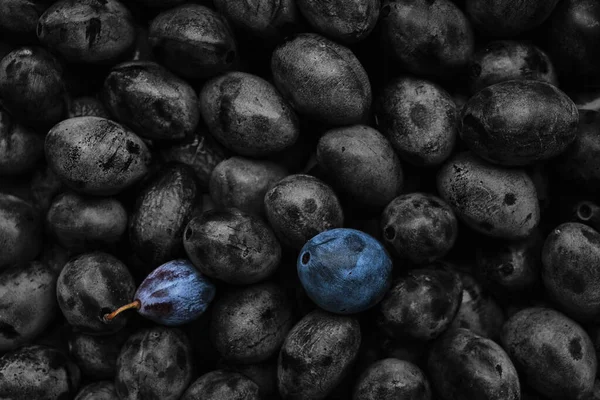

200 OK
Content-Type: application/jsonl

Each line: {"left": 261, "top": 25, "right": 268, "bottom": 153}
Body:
{"left": 297, "top": 228, "right": 393, "bottom": 314}
{"left": 103, "top": 259, "right": 216, "bottom": 326}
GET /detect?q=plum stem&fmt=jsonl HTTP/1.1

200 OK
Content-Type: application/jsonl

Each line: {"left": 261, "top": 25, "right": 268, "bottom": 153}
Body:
{"left": 102, "top": 300, "right": 141, "bottom": 323}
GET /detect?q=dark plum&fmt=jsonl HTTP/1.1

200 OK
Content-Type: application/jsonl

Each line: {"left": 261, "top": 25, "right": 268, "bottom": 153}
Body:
{"left": 501, "top": 307, "right": 597, "bottom": 400}
{"left": 181, "top": 370, "right": 261, "bottom": 400}
{"left": 104, "top": 259, "right": 216, "bottom": 326}
{"left": 377, "top": 266, "right": 463, "bottom": 341}
{"left": 316, "top": 125, "right": 403, "bottom": 207}
{"left": 68, "top": 329, "right": 129, "bottom": 379}
{"left": 0, "top": 345, "right": 81, "bottom": 399}
{"left": 0, "top": 0, "right": 53, "bottom": 39}
{"left": 353, "top": 358, "right": 432, "bottom": 400}
{"left": 0, "top": 46, "right": 66, "bottom": 129}
{"left": 448, "top": 272, "right": 505, "bottom": 341}
{"left": 381, "top": 193, "right": 458, "bottom": 264}
{"left": 277, "top": 309, "right": 361, "bottom": 400}
{"left": 214, "top": 0, "right": 301, "bottom": 40}
{"left": 67, "top": 96, "right": 110, "bottom": 119}
{"left": 271, "top": 33, "right": 372, "bottom": 126}
{"left": 468, "top": 41, "right": 558, "bottom": 94}
{"left": 297, "top": 0, "right": 380, "bottom": 44}
{"left": 160, "top": 125, "right": 228, "bottom": 190}
{"left": 375, "top": 76, "right": 458, "bottom": 167}
{"left": 184, "top": 208, "right": 282, "bottom": 285}
{"left": 209, "top": 156, "right": 288, "bottom": 216}
{"left": 37, "top": 0, "right": 136, "bottom": 64}
{"left": 0, "top": 193, "right": 43, "bottom": 271}
{"left": 437, "top": 152, "right": 540, "bottom": 239}
{"left": 45, "top": 116, "right": 152, "bottom": 196}
{"left": 428, "top": 328, "right": 520, "bottom": 400}
{"left": 541, "top": 223, "right": 600, "bottom": 323}
{"left": 210, "top": 282, "right": 293, "bottom": 364}
{"left": 46, "top": 191, "right": 128, "bottom": 253}
{"left": 0, "top": 262, "right": 57, "bottom": 353}
{"left": 221, "top": 361, "right": 278, "bottom": 399}
{"left": 0, "top": 104, "right": 44, "bottom": 175}
{"left": 548, "top": 0, "right": 600, "bottom": 86}
{"left": 103, "top": 61, "right": 200, "bottom": 141}
{"left": 199, "top": 71, "right": 300, "bottom": 157}
{"left": 475, "top": 231, "right": 542, "bottom": 299}
{"left": 264, "top": 174, "right": 344, "bottom": 249}
{"left": 460, "top": 80, "right": 579, "bottom": 166}
{"left": 465, "top": 0, "right": 559, "bottom": 37}
{"left": 115, "top": 327, "right": 193, "bottom": 400}
{"left": 74, "top": 381, "right": 118, "bottom": 400}
{"left": 56, "top": 251, "right": 136, "bottom": 334}
{"left": 554, "top": 110, "right": 600, "bottom": 192}
{"left": 298, "top": 228, "right": 393, "bottom": 314}
{"left": 148, "top": 4, "right": 238, "bottom": 80}
{"left": 379, "top": 0, "right": 474, "bottom": 78}
{"left": 573, "top": 201, "right": 600, "bottom": 232}
{"left": 129, "top": 164, "right": 200, "bottom": 268}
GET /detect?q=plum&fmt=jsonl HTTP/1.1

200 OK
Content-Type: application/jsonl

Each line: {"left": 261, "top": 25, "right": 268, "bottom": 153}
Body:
{"left": 353, "top": 358, "right": 432, "bottom": 400}
{"left": 181, "top": 370, "right": 261, "bottom": 400}
{"left": 298, "top": 228, "right": 393, "bottom": 314}
{"left": 264, "top": 174, "right": 344, "bottom": 249}
{"left": 375, "top": 76, "right": 458, "bottom": 166}
{"left": 428, "top": 328, "right": 520, "bottom": 400}
{"left": 0, "top": 46, "right": 66, "bottom": 129}
{"left": 437, "top": 151, "right": 540, "bottom": 239}
{"left": 103, "top": 259, "right": 216, "bottom": 326}
{"left": 460, "top": 80, "right": 579, "bottom": 166}
{"left": 184, "top": 208, "right": 281, "bottom": 285}
{"left": 45, "top": 116, "right": 152, "bottom": 196}
{"left": 271, "top": 33, "right": 372, "bottom": 125}
{"left": 210, "top": 282, "right": 293, "bottom": 364}
{"left": 377, "top": 266, "right": 463, "bottom": 341}
{"left": 381, "top": 193, "right": 458, "bottom": 264}
{"left": 0, "top": 193, "right": 43, "bottom": 271}
{"left": 199, "top": 71, "right": 300, "bottom": 157}
{"left": 277, "top": 310, "right": 361, "bottom": 400}
{"left": 46, "top": 191, "right": 128, "bottom": 253}
{"left": 501, "top": 307, "right": 597, "bottom": 400}
{"left": 541, "top": 223, "right": 600, "bottom": 322}
{"left": 380, "top": 0, "right": 474, "bottom": 78}
{"left": 213, "top": 0, "right": 301, "bottom": 40}
{"left": 468, "top": 41, "right": 558, "bottom": 94}
{"left": 74, "top": 381, "right": 118, "bottom": 400}
{"left": 0, "top": 103, "right": 44, "bottom": 175}
{"left": 316, "top": 125, "right": 404, "bottom": 207}
{"left": 297, "top": 0, "right": 380, "bottom": 44}
{"left": 148, "top": 4, "right": 238, "bottom": 80}
{"left": 115, "top": 327, "right": 193, "bottom": 400}
{"left": 465, "top": 0, "right": 559, "bottom": 37}
{"left": 0, "top": 345, "right": 81, "bottom": 399}
{"left": 209, "top": 157, "right": 288, "bottom": 216}
{"left": 103, "top": 61, "right": 200, "bottom": 141}
{"left": 129, "top": 164, "right": 200, "bottom": 268}
{"left": 0, "top": 262, "right": 57, "bottom": 352}
{"left": 37, "top": 0, "right": 136, "bottom": 63}
{"left": 56, "top": 251, "right": 136, "bottom": 334}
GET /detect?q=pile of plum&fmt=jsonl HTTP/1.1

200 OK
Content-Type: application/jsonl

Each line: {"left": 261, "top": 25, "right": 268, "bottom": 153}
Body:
{"left": 0, "top": 0, "right": 600, "bottom": 399}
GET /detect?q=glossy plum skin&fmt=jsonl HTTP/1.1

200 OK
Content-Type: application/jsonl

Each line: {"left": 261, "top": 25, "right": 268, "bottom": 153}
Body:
{"left": 56, "top": 251, "right": 136, "bottom": 334}
{"left": 298, "top": 228, "right": 393, "bottom": 314}
{"left": 115, "top": 327, "right": 193, "bottom": 400}
{"left": 0, "top": 345, "right": 81, "bottom": 400}
{"left": 135, "top": 259, "right": 216, "bottom": 326}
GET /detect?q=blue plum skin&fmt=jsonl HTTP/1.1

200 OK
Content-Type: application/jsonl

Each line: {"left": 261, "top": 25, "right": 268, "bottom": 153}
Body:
{"left": 297, "top": 228, "right": 393, "bottom": 314}
{"left": 135, "top": 259, "right": 216, "bottom": 326}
